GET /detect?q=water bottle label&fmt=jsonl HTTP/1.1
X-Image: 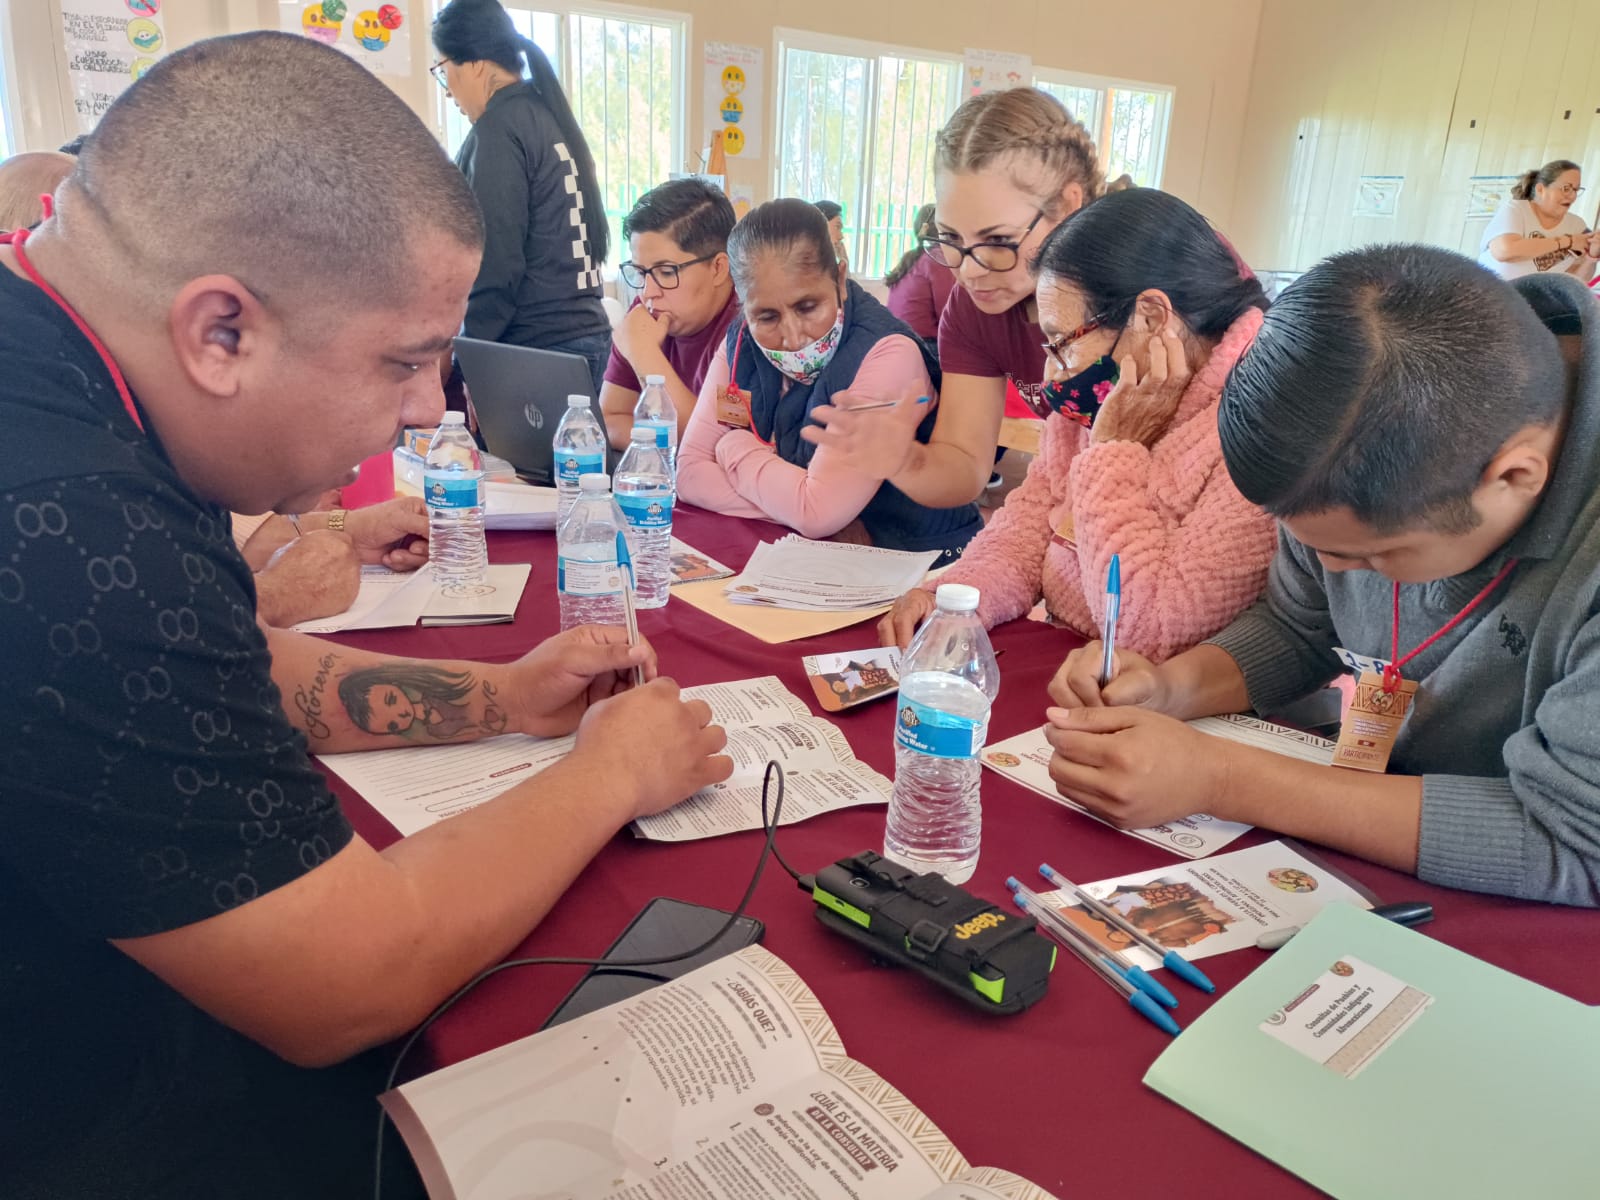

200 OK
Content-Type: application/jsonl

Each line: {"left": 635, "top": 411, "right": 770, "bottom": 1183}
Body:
{"left": 616, "top": 491, "right": 675, "bottom": 530}
{"left": 425, "top": 474, "right": 482, "bottom": 510}
{"left": 894, "top": 699, "right": 987, "bottom": 759}
{"left": 558, "top": 557, "right": 625, "bottom": 597}
{"left": 640, "top": 419, "right": 675, "bottom": 450}
{"left": 555, "top": 452, "right": 604, "bottom": 486}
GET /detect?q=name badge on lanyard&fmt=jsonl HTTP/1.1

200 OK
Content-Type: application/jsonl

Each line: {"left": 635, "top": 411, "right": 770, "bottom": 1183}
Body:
{"left": 1330, "top": 558, "right": 1519, "bottom": 774}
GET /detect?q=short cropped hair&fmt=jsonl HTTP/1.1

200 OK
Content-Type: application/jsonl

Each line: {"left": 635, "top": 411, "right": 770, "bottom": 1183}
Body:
{"left": 65, "top": 32, "right": 482, "bottom": 324}
{"left": 1218, "top": 245, "right": 1565, "bottom": 533}
{"left": 623, "top": 179, "right": 736, "bottom": 259}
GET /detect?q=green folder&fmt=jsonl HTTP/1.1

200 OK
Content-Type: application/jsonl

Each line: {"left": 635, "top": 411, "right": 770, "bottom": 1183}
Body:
{"left": 1144, "top": 903, "right": 1598, "bottom": 1198}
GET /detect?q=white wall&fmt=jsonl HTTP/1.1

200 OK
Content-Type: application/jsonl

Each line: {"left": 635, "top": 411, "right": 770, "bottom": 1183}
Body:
{"left": 1231, "top": 0, "right": 1600, "bottom": 270}
{"left": 2, "top": 0, "right": 1264, "bottom": 232}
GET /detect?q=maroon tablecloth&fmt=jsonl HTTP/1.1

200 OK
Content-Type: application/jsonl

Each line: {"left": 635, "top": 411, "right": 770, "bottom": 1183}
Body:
{"left": 325, "top": 505, "right": 1599, "bottom": 1198}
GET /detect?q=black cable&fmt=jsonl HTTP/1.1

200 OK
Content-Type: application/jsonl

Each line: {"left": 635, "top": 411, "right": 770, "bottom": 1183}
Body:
{"left": 373, "top": 760, "right": 789, "bottom": 1200}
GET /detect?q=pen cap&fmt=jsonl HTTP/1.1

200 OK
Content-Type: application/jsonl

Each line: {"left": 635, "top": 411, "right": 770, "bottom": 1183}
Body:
{"left": 934, "top": 584, "right": 980, "bottom": 613}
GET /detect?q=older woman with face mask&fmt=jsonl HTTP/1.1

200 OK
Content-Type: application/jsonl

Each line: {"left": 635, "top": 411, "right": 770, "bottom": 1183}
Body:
{"left": 677, "top": 199, "right": 981, "bottom": 559}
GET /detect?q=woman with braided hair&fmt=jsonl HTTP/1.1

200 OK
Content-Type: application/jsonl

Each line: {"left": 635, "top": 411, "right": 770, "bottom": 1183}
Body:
{"left": 798, "top": 88, "right": 1103, "bottom": 506}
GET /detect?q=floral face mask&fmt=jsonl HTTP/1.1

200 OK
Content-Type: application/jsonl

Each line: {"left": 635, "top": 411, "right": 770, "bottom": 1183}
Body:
{"left": 760, "top": 305, "right": 845, "bottom": 385}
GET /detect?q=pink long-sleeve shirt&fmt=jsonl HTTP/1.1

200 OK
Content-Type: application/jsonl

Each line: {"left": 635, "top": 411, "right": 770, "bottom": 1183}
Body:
{"left": 936, "top": 308, "right": 1275, "bottom": 663}
{"left": 676, "top": 334, "right": 933, "bottom": 540}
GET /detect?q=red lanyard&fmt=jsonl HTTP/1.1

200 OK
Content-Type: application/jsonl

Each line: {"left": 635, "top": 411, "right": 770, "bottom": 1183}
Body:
{"left": 726, "top": 325, "right": 775, "bottom": 449}
{"left": 1384, "top": 557, "right": 1519, "bottom": 691}
{"left": 0, "top": 226, "right": 143, "bottom": 432}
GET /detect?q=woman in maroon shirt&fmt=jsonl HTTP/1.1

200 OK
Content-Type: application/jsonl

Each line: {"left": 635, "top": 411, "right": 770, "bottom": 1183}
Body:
{"left": 884, "top": 204, "right": 954, "bottom": 341}
{"left": 801, "top": 89, "right": 1103, "bottom": 506}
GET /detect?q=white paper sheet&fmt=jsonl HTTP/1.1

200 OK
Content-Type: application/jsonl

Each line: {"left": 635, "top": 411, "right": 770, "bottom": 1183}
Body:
{"left": 726, "top": 537, "right": 939, "bottom": 610}
{"left": 319, "top": 676, "right": 890, "bottom": 840}
{"left": 292, "top": 563, "right": 532, "bottom": 633}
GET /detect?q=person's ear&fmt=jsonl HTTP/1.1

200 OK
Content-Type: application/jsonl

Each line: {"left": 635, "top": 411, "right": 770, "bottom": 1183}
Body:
{"left": 1129, "top": 288, "right": 1176, "bottom": 335}
{"left": 1056, "top": 180, "right": 1086, "bottom": 218}
{"left": 167, "top": 275, "right": 273, "bottom": 400}
{"left": 710, "top": 250, "right": 731, "bottom": 286}
{"left": 1478, "top": 431, "right": 1555, "bottom": 506}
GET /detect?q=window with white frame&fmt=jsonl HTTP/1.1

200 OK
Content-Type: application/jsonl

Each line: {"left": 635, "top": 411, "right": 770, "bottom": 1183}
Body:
{"left": 432, "top": 2, "right": 685, "bottom": 267}
{"left": 1035, "top": 71, "right": 1172, "bottom": 188}
{"left": 775, "top": 32, "right": 962, "bottom": 279}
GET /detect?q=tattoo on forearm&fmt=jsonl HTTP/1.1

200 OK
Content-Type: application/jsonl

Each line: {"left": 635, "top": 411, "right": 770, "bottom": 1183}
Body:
{"left": 480, "top": 678, "right": 507, "bottom": 734}
{"left": 336, "top": 663, "right": 484, "bottom": 741}
{"left": 294, "top": 651, "right": 339, "bottom": 741}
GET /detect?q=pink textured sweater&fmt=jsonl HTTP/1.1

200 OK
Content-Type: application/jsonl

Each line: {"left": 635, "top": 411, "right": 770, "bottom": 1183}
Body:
{"left": 936, "top": 308, "right": 1275, "bottom": 663}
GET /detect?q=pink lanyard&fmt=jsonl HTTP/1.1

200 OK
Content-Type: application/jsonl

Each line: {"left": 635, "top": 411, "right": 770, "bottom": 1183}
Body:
{"left": 1, "top": 225, "right": 144, "bottom": 432}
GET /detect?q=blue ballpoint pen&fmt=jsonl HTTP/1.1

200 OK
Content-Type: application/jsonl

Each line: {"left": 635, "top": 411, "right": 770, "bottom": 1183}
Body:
{"left": 1099, "top": 554, "right": 1121, "bottom": 686}
{"left": 1010, "top": 890, "right": 1180, "bottom": 1037}
{"left": 1039, "top": 862, "right": 1216, "bottom": 994}
{"left": 1007, "top": 878, "right": 1178, "bottom": 1010}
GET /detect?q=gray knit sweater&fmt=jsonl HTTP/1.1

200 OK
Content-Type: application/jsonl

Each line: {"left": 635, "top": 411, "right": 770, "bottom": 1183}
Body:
{"left": 1208, "top": 272, "right": 1600, "bottom": 906}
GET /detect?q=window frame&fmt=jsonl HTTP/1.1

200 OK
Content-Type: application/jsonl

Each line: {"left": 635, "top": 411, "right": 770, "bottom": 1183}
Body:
{"left": 1033, "top": 65, "right": 1174, "bottom": 188}
{"left": 773, "top": 27, "right": 964, "bottom": 276}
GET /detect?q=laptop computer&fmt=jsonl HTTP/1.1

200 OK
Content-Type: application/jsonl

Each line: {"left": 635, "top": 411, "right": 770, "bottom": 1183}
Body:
{"left": 453, "top": 336, "right": 613, "bottom": 485}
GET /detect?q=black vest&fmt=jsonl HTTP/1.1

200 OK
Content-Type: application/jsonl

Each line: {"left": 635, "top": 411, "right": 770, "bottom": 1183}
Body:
{"left": 725, "top": 281, "right": 981, "bottom": 556}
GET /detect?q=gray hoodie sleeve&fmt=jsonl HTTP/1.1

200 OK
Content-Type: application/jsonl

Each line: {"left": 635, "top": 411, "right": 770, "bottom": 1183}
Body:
{"left": 1419, "top": 610, "right": 1600, "bottom": 906}
{"left": 1204, "top": 527, "right": 1341, "bottom": 711}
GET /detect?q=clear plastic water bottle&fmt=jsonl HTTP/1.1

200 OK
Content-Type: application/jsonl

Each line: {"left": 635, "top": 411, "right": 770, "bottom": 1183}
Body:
{"left": 613, "top": 425, "right": 675, "bottom": 609}
{"left": 632, "top": 373, "right": 678, "bottom": 471}
{"left": 424, "top": 411, "right": 486, "bottom": 590}
{"left": 551, "top": 394, "right": 606, "bottom": 527}
{"left": 556, "top": 473, "right": 632, "bottom": 630}
{"left": 885, "top": 584, "right": 1001, "bottom": 884}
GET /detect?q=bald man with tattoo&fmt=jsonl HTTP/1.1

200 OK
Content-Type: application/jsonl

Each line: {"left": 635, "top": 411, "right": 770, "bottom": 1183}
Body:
{"left": 0, "top": 33, "right": 731, "bottom": 1200}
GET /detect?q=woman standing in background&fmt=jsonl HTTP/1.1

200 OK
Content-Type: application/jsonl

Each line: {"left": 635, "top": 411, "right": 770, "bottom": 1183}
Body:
{"left": 1478, "top": 159, "right": 1598, "bottom": 284}
{"left": 884, "top": 203, "right": 955, "bottom": 342}
{"left": 432, "top": 0, "right": 613, "bottom": 392}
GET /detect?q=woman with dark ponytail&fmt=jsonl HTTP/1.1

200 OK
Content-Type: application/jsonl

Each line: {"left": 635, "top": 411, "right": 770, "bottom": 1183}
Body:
{"left": 432, "top": 0, "right": 612, "bottom": 390}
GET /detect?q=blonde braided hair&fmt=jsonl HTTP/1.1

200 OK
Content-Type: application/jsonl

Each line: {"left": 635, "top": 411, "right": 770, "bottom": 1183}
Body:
{"left": 935, "top": 89, "right": 1104, "bottom": 215}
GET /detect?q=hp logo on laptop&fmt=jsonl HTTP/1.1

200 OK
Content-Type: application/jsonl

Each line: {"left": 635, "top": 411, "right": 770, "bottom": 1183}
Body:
{"left": 523, "top": 403, "right": 546, "bottom": 430}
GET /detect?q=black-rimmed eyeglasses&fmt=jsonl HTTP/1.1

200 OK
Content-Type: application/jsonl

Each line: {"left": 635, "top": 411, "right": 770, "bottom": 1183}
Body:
{"left": 920, "top": 210, "right": 1046, "bottom": 273}
{"left": 619, "top": 254, "right": 718, "bottom": 290}
{"left": 429, "top": 59, "right": 450, "bottom": 89}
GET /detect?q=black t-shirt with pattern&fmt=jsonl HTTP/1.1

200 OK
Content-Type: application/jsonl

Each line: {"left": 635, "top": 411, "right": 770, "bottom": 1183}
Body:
{"left": 0, "top": 265, "right": 411, "bottom": 1197}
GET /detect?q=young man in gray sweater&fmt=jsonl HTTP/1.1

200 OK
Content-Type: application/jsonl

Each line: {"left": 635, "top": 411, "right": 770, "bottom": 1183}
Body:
{"left": 1045, "top": 246, "right": 1600, "bottom": 907}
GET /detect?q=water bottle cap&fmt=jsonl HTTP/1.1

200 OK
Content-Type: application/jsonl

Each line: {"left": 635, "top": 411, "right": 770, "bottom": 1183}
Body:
{"left": 629, "top": 425, "right": 656, "bottom": 442}
{"left": 578, "top": 473, "right": 610, "bottom": 491}
{"left": 439, "top": 411, "right": 467, "bottom": 426}
{"left": 644, "top": 374, "right": 666, "bottom": 386}
{"left": 934, "top": 583, "right": 980, "bottom": 612}
{"left": 566, "top": 394, "right": 592, "bottom": 408}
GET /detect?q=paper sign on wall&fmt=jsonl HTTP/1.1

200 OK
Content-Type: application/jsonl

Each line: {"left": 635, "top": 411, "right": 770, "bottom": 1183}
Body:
{"left": 1466, "top": 175, "right": 1519, "bottom": 220}
{"left": 278, "top": 0, "right": 413, "bottom": 77}
{"left": 964, "top": 48, "right": 1031, "bottom": 97}
{"left": 704, "top": 42, "right": 762, "bottom": 160}
{"left": 1353, "top": 175, "right": 1403, "bottom": 218}
{"left": 60, "top": 0, "right": 168, "bottom": 133}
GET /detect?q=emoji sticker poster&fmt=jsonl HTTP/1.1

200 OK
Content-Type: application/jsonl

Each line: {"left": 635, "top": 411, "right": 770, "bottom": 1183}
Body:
{"left": 963, "top": 47, "right": 1032, "bottom": 97}
{"left": 704, "top": 42, "right": 763, "bottom": 160}
{"left": 278, "top": 0, "right": 413, "bottom": 76}
{"left": 60, "top": 0, "right": 169, "bottom": 132}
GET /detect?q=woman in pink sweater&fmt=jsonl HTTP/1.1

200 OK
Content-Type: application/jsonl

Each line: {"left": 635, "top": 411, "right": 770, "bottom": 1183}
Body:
{"left": 880, "top": 189, "right": 1276, "bottom": 662}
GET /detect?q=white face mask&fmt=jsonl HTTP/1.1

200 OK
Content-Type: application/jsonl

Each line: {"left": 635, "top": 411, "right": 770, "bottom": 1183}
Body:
{"left": 760, "top": 306, "right": 845, "bottom": 385}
